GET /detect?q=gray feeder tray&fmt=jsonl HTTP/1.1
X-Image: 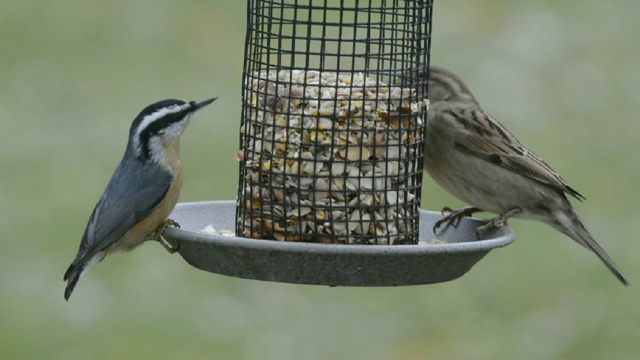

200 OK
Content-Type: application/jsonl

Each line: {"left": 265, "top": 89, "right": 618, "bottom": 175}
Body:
{"left": 163, "top": 201, "right": 515, "bottom": 286}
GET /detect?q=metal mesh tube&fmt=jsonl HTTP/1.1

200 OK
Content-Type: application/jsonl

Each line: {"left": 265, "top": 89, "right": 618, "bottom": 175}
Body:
{"left": 237, "top": 0, "right": 432, "bottom": 244}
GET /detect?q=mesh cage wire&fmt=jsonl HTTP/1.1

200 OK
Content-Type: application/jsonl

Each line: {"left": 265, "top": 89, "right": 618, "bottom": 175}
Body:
{"left": 236, "top": 0, "right": 432, "bottom": 245}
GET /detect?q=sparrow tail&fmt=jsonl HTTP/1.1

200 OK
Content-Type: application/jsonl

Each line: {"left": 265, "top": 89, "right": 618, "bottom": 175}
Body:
{"left": 552, "top": 208, "right": 629, "bottom": 286}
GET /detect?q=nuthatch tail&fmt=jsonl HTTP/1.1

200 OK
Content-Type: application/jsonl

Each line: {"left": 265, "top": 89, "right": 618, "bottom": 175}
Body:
{"left": 64, "top": 97, "right": 217, "bottom": 300}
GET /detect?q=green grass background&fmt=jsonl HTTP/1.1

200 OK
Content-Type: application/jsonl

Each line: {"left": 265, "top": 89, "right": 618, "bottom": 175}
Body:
{"left": 1, "top": 1, "right": 638, "bottom": 359}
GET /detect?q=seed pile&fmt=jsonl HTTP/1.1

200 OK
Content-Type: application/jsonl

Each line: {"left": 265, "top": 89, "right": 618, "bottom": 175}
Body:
{"left": 237, "top": 69, "right": 426, "bottom": 244}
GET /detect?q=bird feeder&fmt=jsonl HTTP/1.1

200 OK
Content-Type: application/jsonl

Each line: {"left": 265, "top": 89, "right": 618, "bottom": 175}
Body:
{"left": 164, "top": 0, "right": 516, "bottom": 286}
{"left": 237, "top": 0, "right": 431, "bottom": 245}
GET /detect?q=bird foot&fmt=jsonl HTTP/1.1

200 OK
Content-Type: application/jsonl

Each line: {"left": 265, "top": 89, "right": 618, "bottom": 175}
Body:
{"left": 148, "top": 219, "right": 181, "bottom": 253}
{"left": 433, "top": 206, "right": 483, "bottom": 234}
{"left": 475, "top": 208, "right": 522, "bottom": 240}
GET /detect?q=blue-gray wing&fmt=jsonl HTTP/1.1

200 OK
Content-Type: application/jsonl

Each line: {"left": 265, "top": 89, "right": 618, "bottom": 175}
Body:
{"left": 70, "top": 157, "right": 173, "bottom": 267}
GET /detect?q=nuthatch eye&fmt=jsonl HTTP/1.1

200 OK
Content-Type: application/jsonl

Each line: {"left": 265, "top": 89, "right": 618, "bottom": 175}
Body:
{"left": 63, "top": 97, "right": 217, "bottom": 300}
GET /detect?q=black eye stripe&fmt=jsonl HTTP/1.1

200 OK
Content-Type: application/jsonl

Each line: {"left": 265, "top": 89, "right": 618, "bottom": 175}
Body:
{"left": 144, "top": 112, "right": 180, "bottom": 134}
{"left": 129, "top": 99, "right": 187, "bottom": 134}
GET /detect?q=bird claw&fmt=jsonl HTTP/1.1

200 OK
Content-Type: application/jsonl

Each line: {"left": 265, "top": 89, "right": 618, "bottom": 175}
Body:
{"left": 433, "top": 206, "right": 483, "bottom": 234}
{"left": 475, "top": 208, "right": 522, "bottom": 240}
{"left": 164, "top": 219, "right": 180, "bottom": 229}
{"left": 147, "top": 219, "right": 181, "bottom": 253}
{"left": 440, "top": 206, "right": 456, "bottom": 217}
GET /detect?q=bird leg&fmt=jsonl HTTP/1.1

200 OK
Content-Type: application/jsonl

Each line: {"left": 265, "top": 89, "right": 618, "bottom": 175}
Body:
{"left": 433, "top": 206, "right": 483, "bottom": 234}
{"left": 147, "top": 219, "right": 181, "bottom": 253}
{"left": 475, "top": 207, "right": 522, "bottom": 239}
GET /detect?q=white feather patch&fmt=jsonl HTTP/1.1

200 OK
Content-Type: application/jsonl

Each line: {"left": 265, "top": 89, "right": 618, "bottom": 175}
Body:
{"left": 80, "top": 251, "right": 107, "bottom": 278}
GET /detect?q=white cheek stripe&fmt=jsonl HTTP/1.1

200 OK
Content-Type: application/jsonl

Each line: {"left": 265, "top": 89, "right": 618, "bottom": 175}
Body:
{"left": 148, "top": 137, "right": 166, "bottom": 164}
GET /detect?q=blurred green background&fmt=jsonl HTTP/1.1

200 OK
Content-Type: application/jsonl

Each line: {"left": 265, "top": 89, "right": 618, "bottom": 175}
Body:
{"left": 1, "top": 1, "right": 638, "bottom": 359}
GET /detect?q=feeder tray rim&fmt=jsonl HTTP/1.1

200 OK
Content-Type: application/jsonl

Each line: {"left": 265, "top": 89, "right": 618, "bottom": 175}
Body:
{"left": 164, "top": 201, "right": 513, "bottom": 253}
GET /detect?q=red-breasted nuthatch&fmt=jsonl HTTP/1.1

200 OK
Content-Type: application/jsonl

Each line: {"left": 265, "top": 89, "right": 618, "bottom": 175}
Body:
{"left": 63, "top": 97, "right": 217, "bottom": 300}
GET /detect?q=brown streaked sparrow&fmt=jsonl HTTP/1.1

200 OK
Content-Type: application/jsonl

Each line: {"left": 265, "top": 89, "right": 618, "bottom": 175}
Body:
{"left": 397, "top": 66, "right": 628, "bottom": 286}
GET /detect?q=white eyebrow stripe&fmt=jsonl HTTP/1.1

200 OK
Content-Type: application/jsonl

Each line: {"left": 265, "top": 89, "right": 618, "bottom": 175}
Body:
{"left": 134, "top": 102, "right": 191, "bottom": 138}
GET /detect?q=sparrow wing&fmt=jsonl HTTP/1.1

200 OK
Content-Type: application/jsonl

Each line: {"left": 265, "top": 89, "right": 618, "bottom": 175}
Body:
{"left": 446, "top": 107, "right": 586, "bottom": 201}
